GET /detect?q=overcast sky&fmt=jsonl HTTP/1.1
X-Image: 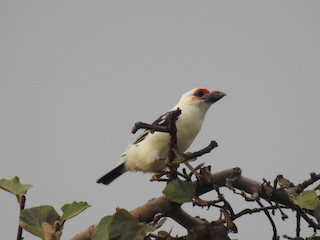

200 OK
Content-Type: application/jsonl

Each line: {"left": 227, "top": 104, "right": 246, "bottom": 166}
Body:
{"left": 1, "top": 1, "right": 320, "bottom": 239}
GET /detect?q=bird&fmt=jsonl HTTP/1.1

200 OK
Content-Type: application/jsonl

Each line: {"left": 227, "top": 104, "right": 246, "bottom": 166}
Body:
{"left": 97, "top": 87, "right": 225, "bottom": 185}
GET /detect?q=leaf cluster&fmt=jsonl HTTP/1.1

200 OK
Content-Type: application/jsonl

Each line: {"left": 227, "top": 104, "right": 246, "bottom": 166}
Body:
{"left": 92, "top": 209, "right": 165, "bottom": 240}
{"left": 0, "top": 177, "right": 90, "bottom": 240}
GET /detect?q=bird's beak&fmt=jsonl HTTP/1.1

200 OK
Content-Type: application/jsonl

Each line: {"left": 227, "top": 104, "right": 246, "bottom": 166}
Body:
{"left": 203, "top": 91, "right": 226, "bottom": 104}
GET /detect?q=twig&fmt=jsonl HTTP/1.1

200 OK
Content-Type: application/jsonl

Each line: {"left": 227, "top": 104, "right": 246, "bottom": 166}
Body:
{"left": 131, "top": 108, "right": 182, "bottom": 134}
{"left": 232, "top": 205, "right": 290, "bottom": 221}
{"left": 294, "top": 172, "right": 320, "bottom": 194}
{"left": 149, "top": 233, "right": 185, "bottom": 240}
{"left": 131, "top": 122, "right": 170, "bottom": 134}
{"left": 234, "top": 189, "right": 260, "bottom": 202}
{"left": 296, "top": 211, "right": 301, "bottom": 238}
{"left": 276, "top": 174, "right": 295, "bottom": 188}
{"left": 172, "top": 167, "right": 192, "bottom": 181}
{"left": 183, "top": 162, "right": 201, "bottom": 180}
{"left": 152, "top": 213, "right": 164, "bottom": 225}
{"left": 274, "top": 201, "right": 289, "bottom": 220}
{"left": 192, "top": 196, "right": 224, "bottom": 209}
{"left": 167, "top": 109, "right": 181, "bottom": 164}
{"left": 183, "top": 141, "right": 218, "bottom": 160}
{"left": 220, "top": 195, "right": 236, "bottom": 218}
{"left": 282, "top": 234, "right": 303, "bottom": 240}
{"left": 170, "top": 140, "right": 218, "bottom": 181}
{"left": 16, "top": 195, "right": 26, "bottom": 240}
{"left": 295, "top": 205, "right": 320, "bottom": 230}
{"left": 256, "top": 199, "right": 279, "bottom": 240}
{"left": 152, "top": 108, "right": 182, "bottom": 181}
{"left": 192, "top": 163, "right": 206, "bottom": 175}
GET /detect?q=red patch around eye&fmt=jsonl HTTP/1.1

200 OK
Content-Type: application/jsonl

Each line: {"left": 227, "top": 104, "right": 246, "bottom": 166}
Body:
{"left": 196, "top": 88, "right": 210, "bottom": 94}
{"left": 192, "top": 88, "right": 211, "bottom": 100}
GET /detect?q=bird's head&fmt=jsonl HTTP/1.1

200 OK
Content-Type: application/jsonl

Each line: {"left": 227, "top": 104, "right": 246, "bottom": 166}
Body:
{"left": 177, "top": 88, "right": 226, "bottom": 111}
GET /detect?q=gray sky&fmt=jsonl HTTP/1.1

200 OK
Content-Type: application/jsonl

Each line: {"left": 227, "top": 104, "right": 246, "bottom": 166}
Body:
{"left": 1, "top": 1, "right": 319, "bottom": 239}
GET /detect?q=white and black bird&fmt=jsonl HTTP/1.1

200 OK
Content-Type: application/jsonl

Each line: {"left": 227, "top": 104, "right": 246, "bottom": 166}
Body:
{"left": 97, "top": 87, "right": 225, "bottom": 185}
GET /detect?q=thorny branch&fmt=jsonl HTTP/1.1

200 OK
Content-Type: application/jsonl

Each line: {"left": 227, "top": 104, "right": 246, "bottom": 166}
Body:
{"left": 72, "top": 109, "right": 320, "bottom": 240}
{"left": 72, "top": 168, "right": 320, "bottom": 240}
{"left": 134, "top": 111, "right": 320, "bottom": 239}
{"left": 157, "top": 110, "right": 317, "bottom": 239}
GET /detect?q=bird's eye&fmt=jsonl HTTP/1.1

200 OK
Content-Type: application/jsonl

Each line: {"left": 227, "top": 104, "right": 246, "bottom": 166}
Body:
{"left": 194, "top": 90, "right": 205, "bottom": 97}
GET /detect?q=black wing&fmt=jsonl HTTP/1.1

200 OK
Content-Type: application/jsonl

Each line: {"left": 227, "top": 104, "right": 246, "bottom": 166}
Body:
{"left": 132, "top": 111, "right": 173, "bottom": 144}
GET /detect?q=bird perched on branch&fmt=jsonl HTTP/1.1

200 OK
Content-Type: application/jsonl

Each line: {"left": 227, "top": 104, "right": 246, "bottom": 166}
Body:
{"left": 97, "top": 87, "right": 225, "bottom": 185}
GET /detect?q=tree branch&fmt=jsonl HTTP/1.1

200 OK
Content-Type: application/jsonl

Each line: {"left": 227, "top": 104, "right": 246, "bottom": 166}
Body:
{"left": 72, "top": 168, "right": 320, "bottom": 240}
{"left": 184, "top": 141, "right": 218, "bottom": 161}
{"left": 73, "top": 107, "right": 320, "bottom": 239}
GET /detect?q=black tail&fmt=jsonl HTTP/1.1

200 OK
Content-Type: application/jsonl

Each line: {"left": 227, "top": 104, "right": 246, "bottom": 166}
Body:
{"left": 97, "top": 163, "right": 126, "bottom": 185}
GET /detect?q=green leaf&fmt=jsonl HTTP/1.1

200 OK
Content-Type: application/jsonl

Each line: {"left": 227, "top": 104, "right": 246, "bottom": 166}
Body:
{"left": 61, "top": 201, "right": 90, "bottom": 221}
{"left": 0, "top": 176, "right": 32, "bottom": 195}
{"left": 158, "top": 230, "right": 170, "bottom": 237}
{"left": 109, "top": 209, "right": 144, "bottom": 240}
{"left": 110, "top": 209, "right": 165, "bottom": 240}
{"left": 92, "top": 216, "right": 112, "bottom": 240}
{"left": 144, "top": 218, "right": 166, "bottom": 236}
{"left": 162, "top": 179, "right": 195, "bottom": 204}
{"left": 19, "top": 205, "right": 60, "bottom": 238}
{"left": 293, "top": 190, "right": 317, "bottom": 210}
{"left": 158, "top": 227, "right": 172, "bottom": 237}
